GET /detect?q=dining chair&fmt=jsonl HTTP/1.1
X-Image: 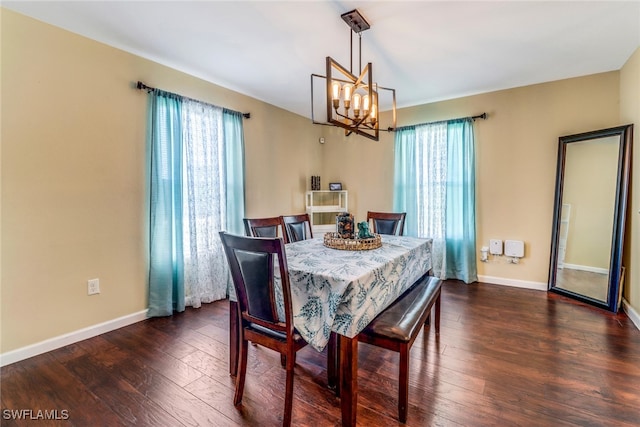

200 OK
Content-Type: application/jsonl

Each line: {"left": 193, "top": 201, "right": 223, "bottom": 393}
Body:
{"left": 243, "top": 217, "right": 287, "bottom": 352}
{"left": 243, "top": 216, "right": 284, "bottom": 238}
{"left": 219, "top": 232, "right": 307, "bottom": 427}
{"left": 280, "top": 213, "right": 313, "bottom": 243}
{"left": 367, "top": 211, "right": 406, "bottom": 236}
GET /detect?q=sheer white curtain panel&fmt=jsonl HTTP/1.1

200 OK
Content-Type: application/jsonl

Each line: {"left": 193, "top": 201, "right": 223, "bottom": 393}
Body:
{"left": 182, "top": 99, "right": 229, "bottom": 307}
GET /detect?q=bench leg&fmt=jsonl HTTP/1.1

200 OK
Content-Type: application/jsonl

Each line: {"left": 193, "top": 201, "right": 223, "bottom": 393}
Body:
{"left": 435, "top": 293, "right": 441, "bottom": 334}
{"left": 399, "top": 345, "right": 409, "bottom": 423}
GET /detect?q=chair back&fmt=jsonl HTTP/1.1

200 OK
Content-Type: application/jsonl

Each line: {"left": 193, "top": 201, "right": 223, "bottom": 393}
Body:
{"left": 243, "top": 217, "right": 284, "bottom": 238}
{"left": 219, "top": 232, "right": 293, "bottom": 336}
{"left": 367, "top": 211, "right": 406, "bottom": 236}
{"left": 280, "top": 214, "right": 313, "bottom": 243}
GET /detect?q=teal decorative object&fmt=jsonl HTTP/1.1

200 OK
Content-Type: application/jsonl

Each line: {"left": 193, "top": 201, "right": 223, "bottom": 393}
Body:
{"left": 357, "top": 221, "right": 374, "bottom": 239}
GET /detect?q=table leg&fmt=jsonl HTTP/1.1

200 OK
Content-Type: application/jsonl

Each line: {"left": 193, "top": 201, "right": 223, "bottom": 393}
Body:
{"left": 340, "top": 334, "right": 358, "bottom": 427}
{"left": 229, "top": 300, "right": 239, "bottom": 376}
{"left": 327, "top": 332, "right": 341, "bottom": 396}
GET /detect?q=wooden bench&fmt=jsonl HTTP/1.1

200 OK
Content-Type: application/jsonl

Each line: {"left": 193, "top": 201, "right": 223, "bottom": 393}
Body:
{"left": 358, "top": 274, "right": 442, "bottom": 423}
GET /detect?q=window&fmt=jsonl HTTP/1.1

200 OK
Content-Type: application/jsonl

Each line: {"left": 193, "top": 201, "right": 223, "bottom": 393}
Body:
{"left": 393, "top": 119, "right": 477, "bottom": 283}
{"left": 147, "top": 90, "right": 245, "bottom": 316}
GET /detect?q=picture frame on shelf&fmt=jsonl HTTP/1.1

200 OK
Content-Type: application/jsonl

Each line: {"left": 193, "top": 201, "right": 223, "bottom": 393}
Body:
{"left": 329, "top": 182, "right": 342, "bottom": 191}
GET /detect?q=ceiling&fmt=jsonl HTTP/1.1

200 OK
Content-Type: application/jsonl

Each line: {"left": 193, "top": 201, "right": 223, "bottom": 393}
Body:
{"left": 4, "top": 1, "right": 640, "bottom": 118}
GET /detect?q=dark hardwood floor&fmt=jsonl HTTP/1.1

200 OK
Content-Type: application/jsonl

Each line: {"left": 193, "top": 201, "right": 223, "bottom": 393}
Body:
{"left": 2, "top": 281, "right": 640, "bottom": 426}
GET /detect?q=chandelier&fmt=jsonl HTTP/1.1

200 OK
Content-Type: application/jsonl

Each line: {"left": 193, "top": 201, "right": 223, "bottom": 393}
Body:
{"left": 311, "top": 9, "right": 396, "bottom": 141}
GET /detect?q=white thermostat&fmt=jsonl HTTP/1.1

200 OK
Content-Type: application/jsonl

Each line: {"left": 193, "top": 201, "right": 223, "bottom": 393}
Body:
{"left": 489, "top": 239, "right": 502, "bottom": 255}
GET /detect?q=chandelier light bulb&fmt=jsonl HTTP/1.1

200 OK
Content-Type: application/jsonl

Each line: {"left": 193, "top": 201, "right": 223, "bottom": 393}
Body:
{"left": 343, "top": 84, "right": 353, "bottom": 110}
{"left": 352, "top": 93, "right": 361, "bottom": 118}
{"left": 331, "top": 81, "right": 341, "bottom": 109}
{"left": 362, "top": 94, "right": 370, "bottom": 115}
{"left": 370, "top": 103, "right": 377, "bottom": 125}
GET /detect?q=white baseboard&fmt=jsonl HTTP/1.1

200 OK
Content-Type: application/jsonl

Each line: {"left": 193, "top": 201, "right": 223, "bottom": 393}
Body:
{"left": 622, "top": 298, "right": 640, "bottom": 331}
{"left": 562, "top": 263, "right": 609, "bottom": 275}
{"left": 0, "top": 310, "right": 148, "bottom": 367}
{"left": 477, "top": 275, "right": 548, "bottom": 291}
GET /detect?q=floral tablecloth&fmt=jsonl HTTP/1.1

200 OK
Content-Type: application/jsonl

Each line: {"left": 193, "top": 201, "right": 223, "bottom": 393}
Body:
{"left": 277, "top": 235, "right": 432, "bottom": 351}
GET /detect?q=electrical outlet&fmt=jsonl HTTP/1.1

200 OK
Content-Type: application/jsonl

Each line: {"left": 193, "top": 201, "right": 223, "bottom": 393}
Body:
{"left": 480, "top": 246, "right": 489, "bottom": 262}
{"left": 88, "top": 278, "right": 100, "bottom": 295}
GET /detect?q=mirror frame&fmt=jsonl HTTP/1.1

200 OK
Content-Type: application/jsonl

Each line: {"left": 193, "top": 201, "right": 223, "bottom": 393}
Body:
{"left": 549, "top": 124, "right": 633, "bottom": 312}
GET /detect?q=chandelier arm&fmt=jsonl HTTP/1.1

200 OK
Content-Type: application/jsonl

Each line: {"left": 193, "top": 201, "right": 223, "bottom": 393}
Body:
{"left": 329, "top": 57, "right": 357, "bottom": 82}
{"left": 351, "top": 115, "right": 370, "bottom": 127}
{"left": 331, "top": 76, "right": 358, "bottom": 84}
{"left": 334, "top": 111, "right": 370, "bottom": 126}
{"left": 353, "top": 64, "right": 370, "bottom": 88}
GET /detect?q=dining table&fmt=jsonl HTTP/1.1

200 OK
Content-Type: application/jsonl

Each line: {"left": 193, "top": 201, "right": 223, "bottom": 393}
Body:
{"left": 228, "top": 234, "right": 433, "bottom": 426}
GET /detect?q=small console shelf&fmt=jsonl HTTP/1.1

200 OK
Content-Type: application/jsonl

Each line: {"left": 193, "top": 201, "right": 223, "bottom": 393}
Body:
{"left": 306, "top": 190, "right": 348, "bottom": 236}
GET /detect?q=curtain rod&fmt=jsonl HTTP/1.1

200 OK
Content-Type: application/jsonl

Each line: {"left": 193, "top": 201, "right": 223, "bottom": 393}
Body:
{"left": 395, "top": 112, "right": 487, "bottom": 131}
{"left": 136, "top": 81, "right": 250, "bottom": 119}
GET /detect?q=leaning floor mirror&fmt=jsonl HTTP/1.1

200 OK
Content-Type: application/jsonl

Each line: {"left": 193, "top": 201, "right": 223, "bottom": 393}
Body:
{"left": 549, "top": 124, "right": 633, "bottom": 312}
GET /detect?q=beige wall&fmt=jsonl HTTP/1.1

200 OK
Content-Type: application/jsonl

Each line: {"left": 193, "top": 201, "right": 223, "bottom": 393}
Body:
{"left": 2, "top": 9, "right": 637, "bottom": 355}
{"left": 620, "top": 47, "right": 640, "bottom": 314}
{"left": 0, "top": 9, "right": 322, "bottom": 353}
{"left": 323, "top": 72, "right": 621, "bottom": 286}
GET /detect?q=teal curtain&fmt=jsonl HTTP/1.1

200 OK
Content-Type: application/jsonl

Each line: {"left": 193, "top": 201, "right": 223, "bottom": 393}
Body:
{"left": 148, "top": 91, "right": 185, "bottom": 316}
{"left": 393, "top": 118, "right": 477, "bottom": 283}
{"left": 147, "top": 94, "right": 245, "bottom": 317}
{"left": 223, "top": 109, "right": 246, "bottom": 236}
{"left": 444, "top": 119, "right": 477, "bottom": 283}
{"left": 393, "top": 126, "right": 419, "bottom": 237}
